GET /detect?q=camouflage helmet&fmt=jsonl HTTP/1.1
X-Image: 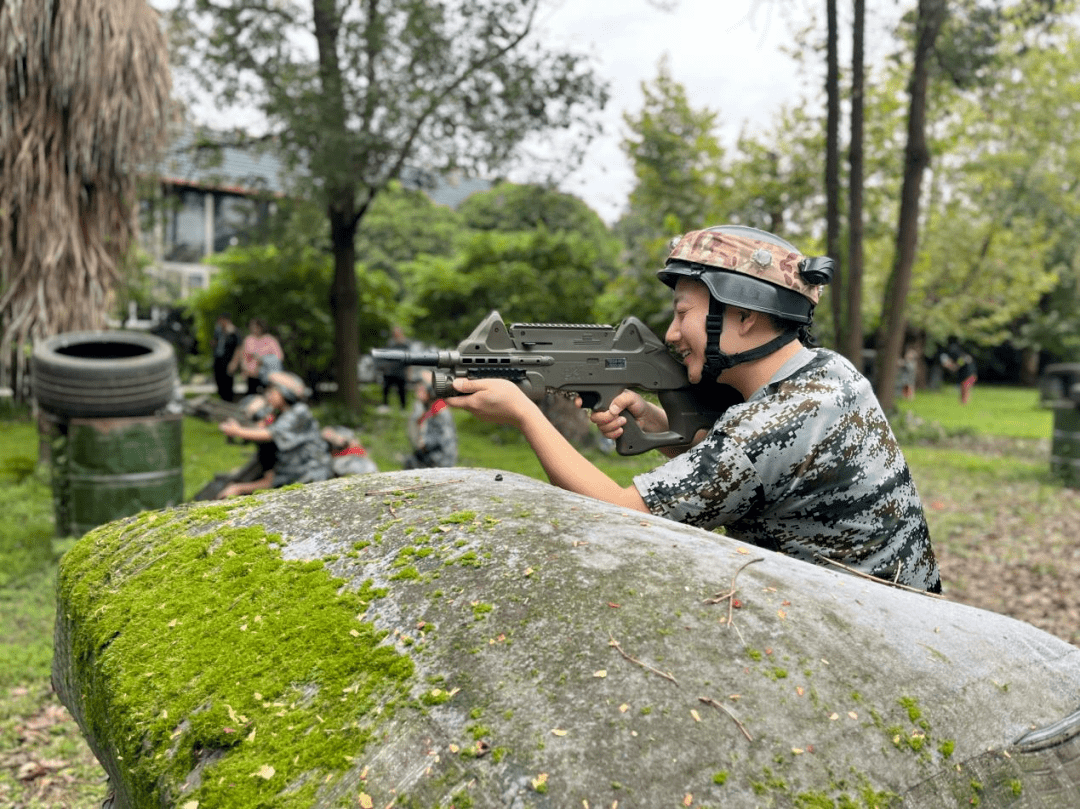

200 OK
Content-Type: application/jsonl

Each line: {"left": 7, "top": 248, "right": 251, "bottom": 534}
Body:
{"left": 266, "top": 370, "right": 308, "bottom": 405}
{"left": 658, "top": 225, "right": 834, "bottom": 324}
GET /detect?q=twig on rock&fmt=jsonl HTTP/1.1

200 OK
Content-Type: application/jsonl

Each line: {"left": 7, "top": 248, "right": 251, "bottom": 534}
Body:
{"left": 813, "top": 554, "right": 946, "bottom": 599}
{"left": 704, "top": 556, "right": 764, "bottom": 629}
{"left": 608, "top": 634, "right": 679, "bottom": 685}
{"left": 699, "top": 696, "right": 753, "bottom": 742}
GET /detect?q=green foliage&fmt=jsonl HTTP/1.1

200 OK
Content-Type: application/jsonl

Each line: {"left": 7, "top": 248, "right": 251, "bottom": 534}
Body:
{"left": 355, "top": 182, "right": 466, "bottom": 281}
{"left": 401, "top": 228, "right": 611, "bottom": 345}
{"left": 459, "top": 181, "right": 621, "bottom": 268}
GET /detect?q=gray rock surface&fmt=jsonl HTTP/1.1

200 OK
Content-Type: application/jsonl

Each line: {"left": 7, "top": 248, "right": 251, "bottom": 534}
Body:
{"left": 53, "top": 468, "right": 1080, "bottom": 808}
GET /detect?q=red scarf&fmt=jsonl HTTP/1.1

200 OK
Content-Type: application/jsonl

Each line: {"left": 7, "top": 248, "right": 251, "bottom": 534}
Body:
{"left": 333, "top": 445, "right": 367, "bottom": 458}
{"left": 418, "top": 399, "right": 447, "bottom": 425}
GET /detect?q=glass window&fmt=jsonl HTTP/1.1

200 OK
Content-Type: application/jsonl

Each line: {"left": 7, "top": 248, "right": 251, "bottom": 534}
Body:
{"left": 163, "top": 188, "right": 206, "bottom": 263}
{"left": 213, "top": 193, "right": 264, "bottom": 253}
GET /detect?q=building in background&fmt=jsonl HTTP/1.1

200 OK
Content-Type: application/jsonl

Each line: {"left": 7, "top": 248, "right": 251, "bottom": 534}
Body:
{"left": 138, "top": 126, "right": 490, "bottom": 302}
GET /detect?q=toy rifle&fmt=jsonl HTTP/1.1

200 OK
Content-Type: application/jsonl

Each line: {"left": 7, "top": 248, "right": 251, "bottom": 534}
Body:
{"left": 372, "top": 311, "right": 741, "bottom": 456}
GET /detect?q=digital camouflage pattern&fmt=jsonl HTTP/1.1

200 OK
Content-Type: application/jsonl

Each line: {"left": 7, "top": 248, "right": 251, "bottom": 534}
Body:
{"left": 665, "top": 227, "right": 826, "bottom": 306}
{"left": 405, "top": 399, "right": 458, "bottom": 469}
{"left": 634, "top": 347, "right": 941, "bottom": 592}
{"left": 267, "top": 402, "right": 334, "bottom": 486}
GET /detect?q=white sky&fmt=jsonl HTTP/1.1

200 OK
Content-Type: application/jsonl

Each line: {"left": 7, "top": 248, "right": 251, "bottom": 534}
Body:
{"left": 514, "top": 0, "right": 907, "bottom": 223}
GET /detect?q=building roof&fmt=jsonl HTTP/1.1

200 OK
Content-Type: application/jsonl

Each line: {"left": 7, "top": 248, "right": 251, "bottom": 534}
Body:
{"left": 155, "top": 126, "right": 490, "bottom": 206}
{"left": 156, "top": 128, "right": 287, "bottom": 196}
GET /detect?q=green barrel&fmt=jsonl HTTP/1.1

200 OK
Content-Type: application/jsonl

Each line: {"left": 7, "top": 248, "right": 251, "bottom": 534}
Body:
{"left": 1051, "top": 407, "right": 1080, "bottom": 488}
{"left": 62, "top": 414, "right": 184, "bottom": 537}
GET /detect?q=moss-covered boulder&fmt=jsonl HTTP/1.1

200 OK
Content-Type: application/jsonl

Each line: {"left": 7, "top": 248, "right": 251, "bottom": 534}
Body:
{"left": 54, "top": 468, "right": 1080, "bottom": 808}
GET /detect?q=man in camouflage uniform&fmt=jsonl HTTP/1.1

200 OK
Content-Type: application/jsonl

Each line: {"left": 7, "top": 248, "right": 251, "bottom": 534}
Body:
{"left": 446, "top": 225, "right": 941, "bottom": 593}
{"left": 217, "top": 370, "right": 333, "bottom": 497}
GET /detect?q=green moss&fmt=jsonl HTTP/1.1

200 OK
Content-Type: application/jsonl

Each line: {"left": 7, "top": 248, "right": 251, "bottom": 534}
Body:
{"left": 390, "top": 565, "right": 421, "bottom": 581}
{"left": 449, "top": 788, "right": 475, "bottom": 808}
{"left": 794, "top": 792, "right": 835, "bottom": 808}
{"left": 440, "top": 511, "right": 477, "bottom": 525}
{"left": 938, "top": 739, "right": 955, "bottom": 758}
{"left": 712, "top": 771, "right": 728, "bottom": 785}
{"left": 898, "top": 696, "right": 921, "bottom": 722}
{"left": 746, "top": 648, "right": 763, "bottom": 662}
{"left": 453, "top": 550, "right": 483, "bottom": 569}
{"left": 471, "top": 602, "right": 493, "bottom": 620}
{"left": 1009, "top": 779, "right": 1022, "bottom": 796}
{"left": 420, "top": 688, "right": 453, "bottom": 706}
{"left": 56, "top": 509, "right": 415, "bottom": 809}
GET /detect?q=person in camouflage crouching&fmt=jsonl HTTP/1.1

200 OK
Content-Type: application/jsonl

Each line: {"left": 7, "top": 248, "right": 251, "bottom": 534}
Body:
{"left": 445, "top": 225, "right": 941, "bottom": 594}
{"left": 404, "top": 371, "right": 458, "bottom": 469}
{"left": 216, "top": 370, "right": 333, "bottom": 498}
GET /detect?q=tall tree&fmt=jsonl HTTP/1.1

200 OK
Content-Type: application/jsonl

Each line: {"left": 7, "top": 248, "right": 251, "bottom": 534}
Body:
{"left": 614, "top": 58, "right": 726, "bottom": 331}
{"left": 824, "top": 0, "right": 843, "bottom": 348}
{"left": 873, "top": 0, "right": 947, "bottom": 412}
{"left": 843, "top": 0, "right": 867, "bottom": 366}
{"left": 169, "top": 0, "right": 607, "bottom": 408}
{"left": 0, "top": 0, "right": 171, "bottom": 394}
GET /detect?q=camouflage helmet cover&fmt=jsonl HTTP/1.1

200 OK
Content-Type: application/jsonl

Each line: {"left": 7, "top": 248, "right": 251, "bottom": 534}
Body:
{"left": 658, "top": 225, "right": 833, "bottom": 323}
{"left": 266, "top": 370, "right": 308, "bottom": 404}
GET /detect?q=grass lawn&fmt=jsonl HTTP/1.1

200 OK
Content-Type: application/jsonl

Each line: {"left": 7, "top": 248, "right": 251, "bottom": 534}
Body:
{"left": 0, "top": 381, "right": 1074, "bottom": 806}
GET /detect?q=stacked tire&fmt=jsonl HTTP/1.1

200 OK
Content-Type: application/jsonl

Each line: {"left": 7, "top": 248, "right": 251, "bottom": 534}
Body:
{"left": 32, "top": 331, "right": 183, "bottom": 536}
{"left": 32, "top": 330, "right": 178, "bottom": 419}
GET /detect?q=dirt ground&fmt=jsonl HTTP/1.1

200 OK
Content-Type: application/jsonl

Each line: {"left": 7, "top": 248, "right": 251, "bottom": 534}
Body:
{"left": 924, "top": 435, "right": 1080, "bottom": 648}
{"left": 4, "top": 434, "right": 1079, "bottom": 807}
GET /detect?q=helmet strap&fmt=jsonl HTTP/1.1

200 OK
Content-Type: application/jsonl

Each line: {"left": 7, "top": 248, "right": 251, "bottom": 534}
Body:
{"left": 701, "top": 298, "right": 802, "bottom": 381}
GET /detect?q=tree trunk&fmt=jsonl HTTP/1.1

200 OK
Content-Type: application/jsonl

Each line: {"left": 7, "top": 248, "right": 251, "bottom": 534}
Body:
{"left": 329, "top": 200, "right": 362, "bottom": 409}
{"left": 313, "top": 0, "right": 361, "bottom": 409}
{"left": 825, "top": 0, "right": 843, "bottom": 350}
{"left": 874, "top": 0, "right": 947, "bottom": 412}
{"left": 843, "top": 0, "right": 866, "bottom": 367}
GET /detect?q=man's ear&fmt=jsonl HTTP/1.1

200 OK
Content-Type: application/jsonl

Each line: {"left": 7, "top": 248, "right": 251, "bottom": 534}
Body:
{"left": 735, "top": 308, "right": 756, "bottom": 333}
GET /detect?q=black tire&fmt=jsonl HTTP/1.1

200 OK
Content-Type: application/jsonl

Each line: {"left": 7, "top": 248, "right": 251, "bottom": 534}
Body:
{"left": 32, "top": 330, "right": 177, "bottom": 418}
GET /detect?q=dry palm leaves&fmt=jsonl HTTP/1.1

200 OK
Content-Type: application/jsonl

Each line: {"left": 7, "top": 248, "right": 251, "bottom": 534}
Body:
{"left": 0, "top": 0, "right": 171, "bottom": 391}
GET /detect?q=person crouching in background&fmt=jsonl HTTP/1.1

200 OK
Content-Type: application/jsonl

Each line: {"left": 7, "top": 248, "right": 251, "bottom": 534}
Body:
{"left": 404, "top": 371, "right": 458, "bottom": 469}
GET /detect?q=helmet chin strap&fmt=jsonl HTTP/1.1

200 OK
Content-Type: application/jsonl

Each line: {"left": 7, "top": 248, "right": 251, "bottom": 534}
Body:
{"left": 701, "top": 299, "right": 801, "bottom": 381}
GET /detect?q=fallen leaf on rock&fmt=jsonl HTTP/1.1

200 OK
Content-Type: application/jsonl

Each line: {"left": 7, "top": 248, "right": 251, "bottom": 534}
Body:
{"left": 358, "top": 793, "right": 374, "bottom": 808}
{"left": 551, "top": 728, "right": 568, "bottom": 736}
{"left": 252, "top": 764, "right": 275, "bottom": 779}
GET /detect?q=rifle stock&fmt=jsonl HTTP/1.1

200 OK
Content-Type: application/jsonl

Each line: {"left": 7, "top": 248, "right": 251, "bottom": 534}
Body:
{"left": 372, "top": 311, "right": 741, "bottom": 455}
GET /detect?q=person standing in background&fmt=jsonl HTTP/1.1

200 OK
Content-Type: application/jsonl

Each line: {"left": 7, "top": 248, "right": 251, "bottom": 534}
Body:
{"left": 231, "top": 317, "right": 284, "bottom": 397}
{"left": 379, "top": 326, "right": 411, "bottom": 413}
{"left": 939, "top": 337, "right": 977, "bottom": 405}
{"left": 211, "top": 313, "right": 240, "bottom": 402}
